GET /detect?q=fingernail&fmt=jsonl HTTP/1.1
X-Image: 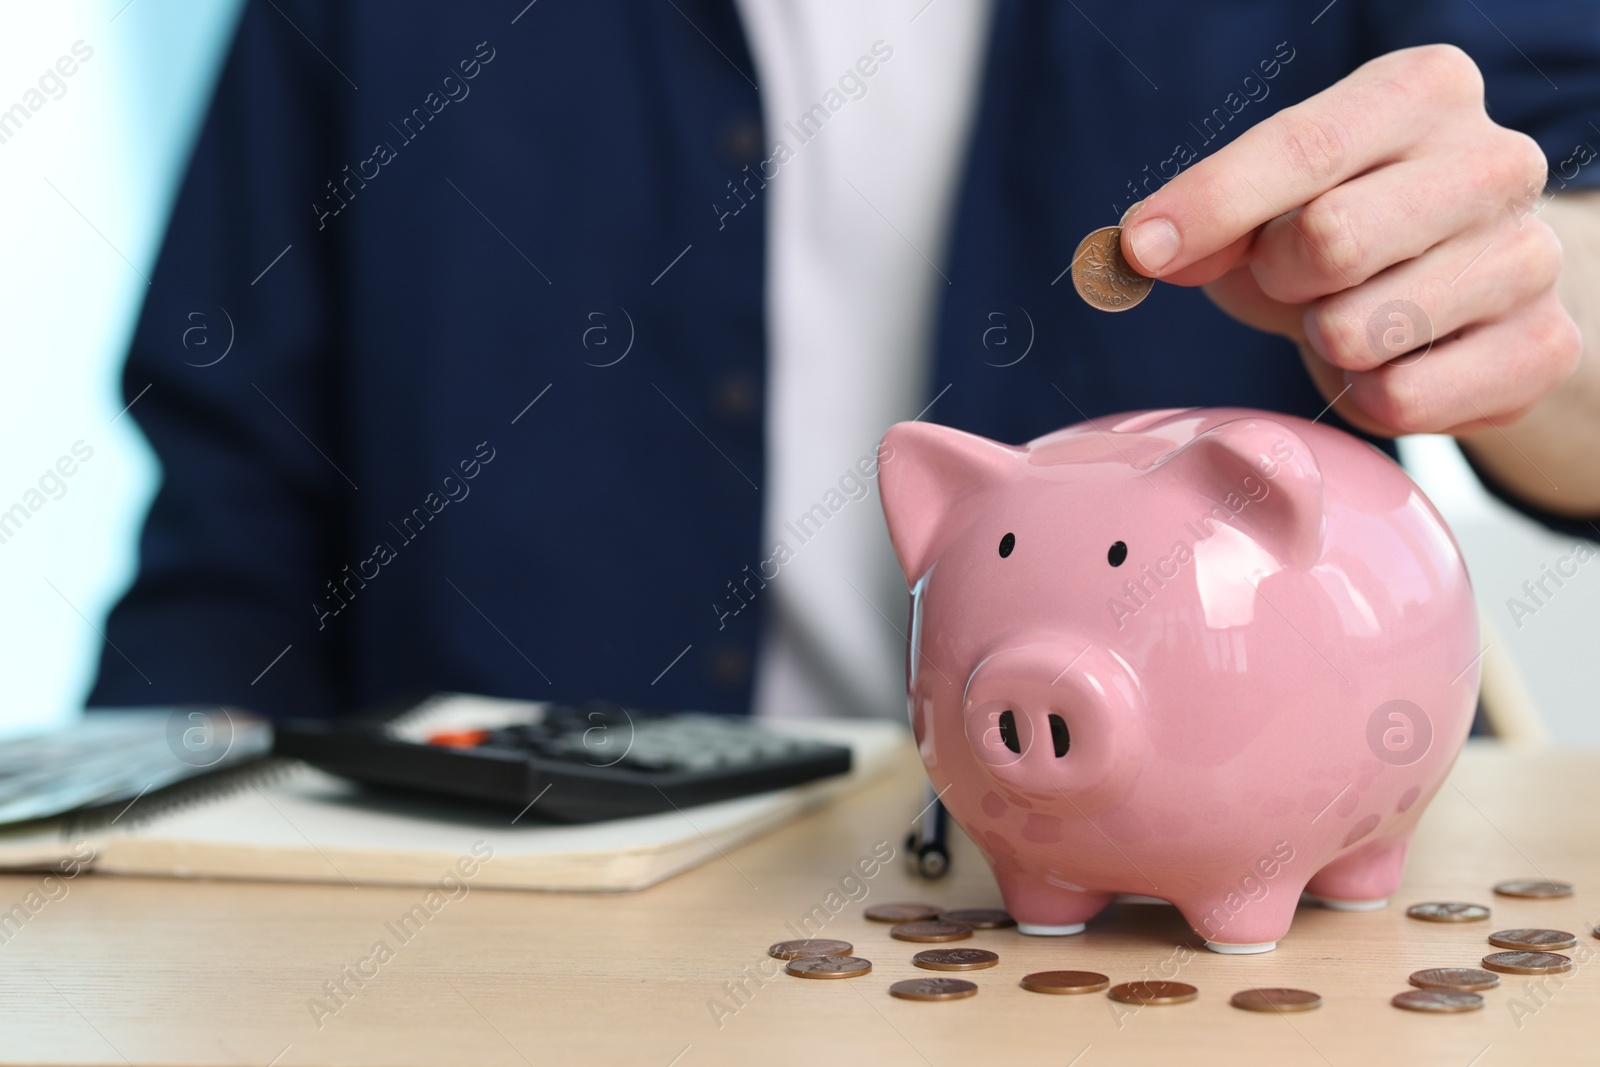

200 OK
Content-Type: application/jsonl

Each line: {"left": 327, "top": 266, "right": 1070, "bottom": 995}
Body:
{"left": 1301, "top": 308, "right": 1328, "bottom": 359}
{"left": 1124, "top": 218, "right": 1180, "bottom": 274}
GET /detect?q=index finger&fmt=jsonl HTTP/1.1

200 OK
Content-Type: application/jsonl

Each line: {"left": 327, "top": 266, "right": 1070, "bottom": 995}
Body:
{"left": 1119, "top": 54, "right": 1428, "bottom": 281}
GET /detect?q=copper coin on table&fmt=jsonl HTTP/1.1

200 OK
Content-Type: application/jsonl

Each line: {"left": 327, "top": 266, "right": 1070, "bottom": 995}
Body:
{"left": 1392, "top": 989, "right": 1484, "bottom": 1013}
{"left": 888, "top": 977, "right": 979, "bottom": 1002}
{"left": 1406, "top": 902, "right": 1491, "bottom": 923}
{"left": 785, "top": 955, "right": 873, "bottom": 980}
{"left": 1071, "top": 226, "right": 1154, "bottom": 313}
{"left": 768, "top": 938, "right": 853, "bottom": 960}
{"left": 890, "top": 921, "right": 973, "bottom": 943}
{"left": 1229, "top": 988, "right": 1322, "bottom": 1013}
{"left": 937, "top": 908, "right": 1015, "bottom": 929}
{"left": 1493, "top": 879, "right": 1573, "bottom": 899}
{"left": 865, "top": 902, "right": 943, "bottom": 923}
{"left": 1108, "top": 981, "right": 1199, "bottom": 1006}
{"left": 914, "top": 948, "right": 1000, "bottom": 972}
{"left": 1020, "top": 970, "right": 1111, "bottom": 995}
{"left": 1409, "top": 968, "right": 1501, "bottom": 992}
{"left": 1489, "top": 928, "right": 1577, "bottom": 951}
{"left": 1482, "top": 950, "right": 1573, "bottom": 975}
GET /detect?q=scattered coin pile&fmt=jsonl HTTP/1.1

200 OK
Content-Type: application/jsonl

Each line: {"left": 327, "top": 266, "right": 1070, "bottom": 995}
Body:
{"left": 888, "top": 921, "right": 972, "bottom": 943}
{"left": 936, "top": 908, "right": 1015, "bottom": 929}
{"left": 1107, "top": 980, "right": 1198, "bottom": 1006}
{"left": 767, "top": 938, "right": 852, "bottom": 961}
{"left": 1493, "top": 879, "right": 1573, "bottom": 899}
{"left": 770, "top": 903, "right": 1264, "bottom": 1009}
{"left": 1230, "top": 988, "right": 1322, "bottom": 1012}
{"left": 912, "top": 948, "right": 998, "bottom": 971}
{"left": 786, "top": 955, "right": 872, "bottom": 980}
{"left": 1018, "top": 970, "right": 1109, "bottom": 995}
{"left": 863, "top": 903, "right": 941, "bottom": 923}
{"left": 889, "top": 977, "right": 978, "bottom": 1001}
{"left": 1487, "top": 929, "right": 1576, "bottom": 951}
{"left": 766, "top": 876, "right": 1586, "bottom": 1013}
{"left": 1407, "top": 968, "right": 1499, "bottom": 992}
{"left": 1405, "top": 902, "right": 1490, "bottom": 923}
{"left": 1393, "top": 878, "right": 1578, "bottom": 1012}
{"left": 1391, "top": 989, "right": 1482, "bottom": 1014}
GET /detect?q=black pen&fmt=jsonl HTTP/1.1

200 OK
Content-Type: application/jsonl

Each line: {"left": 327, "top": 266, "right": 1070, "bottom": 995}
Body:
{"left": 906, "top": 785, "right": 950, "bottom": 878}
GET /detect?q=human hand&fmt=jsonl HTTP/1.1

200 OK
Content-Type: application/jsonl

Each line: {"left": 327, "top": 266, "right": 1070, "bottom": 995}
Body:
{"left": 1119, "top": 44, "right": 1580, "bottom": 438}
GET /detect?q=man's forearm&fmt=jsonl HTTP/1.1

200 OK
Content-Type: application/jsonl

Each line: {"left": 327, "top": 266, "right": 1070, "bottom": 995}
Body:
{"left": 1458, "top": 189, "right": 1600, "bottom": 518}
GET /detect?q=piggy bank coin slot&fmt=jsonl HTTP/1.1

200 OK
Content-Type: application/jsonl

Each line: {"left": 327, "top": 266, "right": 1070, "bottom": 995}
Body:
{"left": 998, "top": 710, "right": 1021, "bottom": 753}
{"left": 1049, "top": 714, "right": 1070, "bottom": 757}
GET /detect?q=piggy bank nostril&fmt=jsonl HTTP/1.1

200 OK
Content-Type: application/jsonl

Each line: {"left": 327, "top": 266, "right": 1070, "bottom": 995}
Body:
{"left": 998, "top": 710, "right": 1021, "bottom": 753}
{"left": 1049, "top": 714, "right": 1070, "bottom": 758}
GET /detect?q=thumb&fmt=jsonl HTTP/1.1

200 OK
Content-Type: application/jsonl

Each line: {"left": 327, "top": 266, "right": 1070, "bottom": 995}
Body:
{"left": 1121, "top": 202, "right": 1255, "bottom": 285}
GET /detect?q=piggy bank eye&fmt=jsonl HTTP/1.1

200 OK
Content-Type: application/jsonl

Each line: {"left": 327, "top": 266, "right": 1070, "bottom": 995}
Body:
{"left": 1107, "top": 540, "right": 1127, "bottom": 567}
{"left": 998, "top": 532, "right": 1015, "bottom": 558}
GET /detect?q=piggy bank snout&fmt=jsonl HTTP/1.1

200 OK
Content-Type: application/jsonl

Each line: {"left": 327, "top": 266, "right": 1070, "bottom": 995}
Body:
{"left": 964, "top": 688, "right": 1071, "bottom": 765}
{"left": 963, "top": 642, "right": 1147, "bottom": 804}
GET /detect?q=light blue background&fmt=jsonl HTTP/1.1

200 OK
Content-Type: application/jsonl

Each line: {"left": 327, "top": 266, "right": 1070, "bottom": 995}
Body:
{"left": 0, "top": 0, "right": 242, "bottom": 738}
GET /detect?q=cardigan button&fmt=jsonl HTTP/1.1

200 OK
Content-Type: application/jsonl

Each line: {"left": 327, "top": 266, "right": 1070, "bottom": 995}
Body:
{"left": 710, "top": 372, "right": 759, "bottom": 424}
{"left": 705, "top": 643, "right": 751, "bottom": 691}
{"left": 716, "top": 116, "right": 764, "bottom": 167}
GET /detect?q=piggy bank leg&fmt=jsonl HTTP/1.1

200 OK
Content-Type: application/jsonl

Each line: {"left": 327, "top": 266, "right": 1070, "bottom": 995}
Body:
{"left": 997, "top": 874, "right": 1114, "bottom": 936}
{"left": 1304, "top": 833, "right": 1412, "bottom": 909}
{"left": 1176, "top": 891, "right": 1302, "bottom": 954}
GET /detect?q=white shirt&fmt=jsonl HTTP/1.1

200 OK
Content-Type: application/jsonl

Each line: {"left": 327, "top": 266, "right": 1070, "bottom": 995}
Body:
{"left": 733, "top": 0, "right": 993, "bottom": 718}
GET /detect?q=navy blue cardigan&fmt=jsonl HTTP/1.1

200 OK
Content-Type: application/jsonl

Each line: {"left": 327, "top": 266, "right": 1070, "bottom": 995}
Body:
{"left": 91, "top": 0, "right": 1600, "bottom": 719}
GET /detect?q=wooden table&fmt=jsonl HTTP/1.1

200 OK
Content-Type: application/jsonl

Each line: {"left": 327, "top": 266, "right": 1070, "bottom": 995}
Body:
{"left": 1, "top": 740, "right": 1595, "bottom": 1066}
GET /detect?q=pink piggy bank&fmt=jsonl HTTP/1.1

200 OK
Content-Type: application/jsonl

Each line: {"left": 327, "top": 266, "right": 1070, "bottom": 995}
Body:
{"left": 878, "top": 407, "right": 1478, "bottom": 953}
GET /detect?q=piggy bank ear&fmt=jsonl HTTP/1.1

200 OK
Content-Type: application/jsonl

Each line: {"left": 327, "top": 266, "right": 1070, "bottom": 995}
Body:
{"left": 878, "top": 421, "right": 1024, "bottom": 586}
{"left": 1157, "top": 417, "right": 1325, "bottom": 566}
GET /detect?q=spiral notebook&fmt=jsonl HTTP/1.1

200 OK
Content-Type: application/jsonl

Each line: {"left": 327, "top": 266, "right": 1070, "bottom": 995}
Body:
{"left": 0, "top": 708, "right": 908, "bottom": 892}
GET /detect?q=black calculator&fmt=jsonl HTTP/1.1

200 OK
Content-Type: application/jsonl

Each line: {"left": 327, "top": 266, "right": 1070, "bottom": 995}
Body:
{"left": 272, "top": 694, "right": 853, "bottom": 823}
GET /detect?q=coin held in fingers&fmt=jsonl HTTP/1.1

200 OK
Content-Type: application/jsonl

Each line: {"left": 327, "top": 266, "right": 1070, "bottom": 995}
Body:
{"left": 1020, "top": 970, "right": 1110, "bottom": 995}
{"left": 1071, "top": 226, "right": 1154, "bottom": 313}
{"left": 785, "top": 955, "right": 872, "bottom": 980}
{"left": 1406, "top": 902, "right": 1490, "bottom": 923}
{"left": 890, "top": 921, "right": 973, "bottom": 943}
{"left": 768, "top": 938, "right": 853, "bottom": 960}
{"left": 1409, "top": 968, "right": 1500, "bottom": 992}
{"left": 1488, "top": 929, "right": 1577, "bottom": 951}
{"left": 1392, "top": 989, "right": 1484, "bottom": 1013}
{"left": 865, "top": 902, "right": 942, "bottom": 923}
{"left": 913, "top": 948, "right": 999, "bottom": 972}
{"left": 889, "top": 977, "right": 978, "bottom": 1001}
